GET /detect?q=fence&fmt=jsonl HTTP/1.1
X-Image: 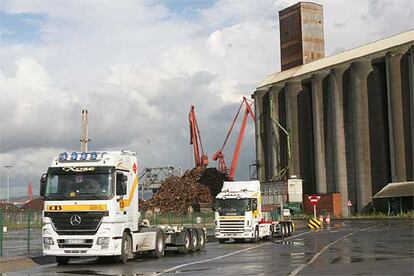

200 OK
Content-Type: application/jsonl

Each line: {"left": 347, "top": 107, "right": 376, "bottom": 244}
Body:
{"left": 0, "top": 211, "right": 42, "bottom": 257}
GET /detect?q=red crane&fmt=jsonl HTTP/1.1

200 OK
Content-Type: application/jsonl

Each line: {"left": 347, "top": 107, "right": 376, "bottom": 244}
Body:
{"left": 189, "top": 106, "right": 209, "bottom": 168}
{"left": 212, "top": 97, "right": 255, "bottom": 180}
{"left": 27, "top": 182, "right": 33, "bottom": 202}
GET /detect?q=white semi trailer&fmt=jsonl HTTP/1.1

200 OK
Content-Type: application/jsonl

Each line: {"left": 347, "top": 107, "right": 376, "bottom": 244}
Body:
{"left": 214, "top": 181, "right": 294, "bottom": 243}
{"left": 40, "top": 151, "right": 205, "bottom": 265}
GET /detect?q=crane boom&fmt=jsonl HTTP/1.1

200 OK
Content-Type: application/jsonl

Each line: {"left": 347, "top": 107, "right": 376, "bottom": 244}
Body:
{"left": 189, "top": 106, "right": 208, "bottom": 168}
{"left": 213, "top": 97, "right": 255, "bottom": 180}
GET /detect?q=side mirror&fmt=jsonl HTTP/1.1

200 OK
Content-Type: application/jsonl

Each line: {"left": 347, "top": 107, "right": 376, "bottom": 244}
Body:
{"left": 252, "top": 200, "right": 258, "bottom": 211}
{"left": 40, "top": 173, "right": 47, "bottom": 197}
{"left": 121, "top": 182, "right": 127, "bottom": 195}
{"left": 116, "top": 173, "right": 127, "bottom": 196}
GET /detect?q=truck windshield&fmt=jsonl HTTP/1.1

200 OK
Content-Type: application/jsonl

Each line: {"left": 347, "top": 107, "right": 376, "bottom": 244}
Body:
{"left": 44, "top": 166, "right": 114, "bottom": 200}
{"left": 215, "top": 199, "right": 251, "bottom": 215}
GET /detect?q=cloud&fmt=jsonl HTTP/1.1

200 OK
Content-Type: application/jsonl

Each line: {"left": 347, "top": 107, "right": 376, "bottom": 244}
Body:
{"left": 0, "top": 0, "right": 413, "bottom": 198}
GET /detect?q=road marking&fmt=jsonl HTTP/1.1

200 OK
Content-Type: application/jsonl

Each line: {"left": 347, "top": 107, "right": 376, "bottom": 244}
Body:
{"left": 155, "top": 231, "right": 310, "bottom": 276}
{"left": 288, "top": 224, "right": 379, "bottom": 276}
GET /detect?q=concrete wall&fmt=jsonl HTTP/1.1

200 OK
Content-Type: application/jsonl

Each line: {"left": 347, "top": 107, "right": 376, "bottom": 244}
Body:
{"left": 253, "top": 42, "right": 414, "bottom": 215}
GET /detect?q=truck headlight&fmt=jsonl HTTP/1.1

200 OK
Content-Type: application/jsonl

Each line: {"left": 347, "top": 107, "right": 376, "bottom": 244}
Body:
{"left": 97, "top": 237, "right": 110, "bottom": 245}
{"left": 43, "top": 237, "right": 54, "bottom": 245}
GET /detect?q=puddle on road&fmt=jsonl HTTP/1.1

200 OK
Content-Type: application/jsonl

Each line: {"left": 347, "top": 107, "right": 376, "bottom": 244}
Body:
{"left": 58, "top": 270, "right": 115, "bottom": 276}
{"left": 59, "top": 270, "right": 155, "bottom": 276}
{"left": 279, "top": 252, "right": 312, "bottom": 257}
{"left": 329, "top": 253, "right": 414, "bottom": 265}
{"left": 169, "top": 267, "right": 212, "bottom": 274}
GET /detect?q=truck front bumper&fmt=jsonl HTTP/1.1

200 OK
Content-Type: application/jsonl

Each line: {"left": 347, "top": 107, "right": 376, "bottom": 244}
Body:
{"left": 214, "top": 228, "right": 254, "bottom": 239}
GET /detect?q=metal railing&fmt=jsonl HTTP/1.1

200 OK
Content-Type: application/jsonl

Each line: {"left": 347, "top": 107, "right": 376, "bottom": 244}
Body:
{"left": 0, "top": 211, "right": 42, "bottom": 257}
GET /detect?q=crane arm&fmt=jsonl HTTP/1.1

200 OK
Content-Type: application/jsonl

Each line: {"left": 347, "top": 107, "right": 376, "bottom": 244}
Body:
{"left": 228, "top": 97, "right": 255, "bottom": 180}
{"left": 213, "top": 97, "right": 255, "bottom": 179}
{"left": 189, "top": 106, "right": 208, "bottom": 168}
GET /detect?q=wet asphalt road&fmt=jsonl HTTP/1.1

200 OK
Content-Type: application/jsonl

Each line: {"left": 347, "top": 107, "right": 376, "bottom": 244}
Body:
{"left": 12, "top": 220, "right": 414, "bottom": 276}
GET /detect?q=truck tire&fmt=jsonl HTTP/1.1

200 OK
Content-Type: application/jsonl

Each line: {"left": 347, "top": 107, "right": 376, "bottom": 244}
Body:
{"left": 283, "top": 224, "right": 288, "bottom": 237}
{"left": 190, "top": 229, "right": 198, "bottom": 252}
{"left": 280, "top": 223, "right": 286, "bottom": 238}
{"left": 287, "top": 223, "right": 293, "bottom": 236}
{"left": 198, "top": 229, "right": 206, "bottom": 249}
{"left": 252, "top": 227, "right": 259, "bottom": 243}
{"left": 119, "top": 232, "right": 133, "bottom": 264}
{"left": 56, "top": 256, "right": 70, "bottom": 265}
{"left": 177, "top": 230, "right": 191, "bottom": 254}
{"left": 150, "top": 230, "right": 165, "bottom": 258}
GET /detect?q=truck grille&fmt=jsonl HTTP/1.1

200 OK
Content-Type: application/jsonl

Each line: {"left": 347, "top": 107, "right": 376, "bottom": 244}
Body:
{"left": 45, "top": 211, "right": 108, "bottom": 235}
{"left": 218, "top": 219, "right": 245, "bottom": 233}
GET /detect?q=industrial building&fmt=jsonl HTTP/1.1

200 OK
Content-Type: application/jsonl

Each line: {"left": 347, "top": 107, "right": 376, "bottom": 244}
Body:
{"left": 253, "top": 2, "right": 414, "bottom": 216}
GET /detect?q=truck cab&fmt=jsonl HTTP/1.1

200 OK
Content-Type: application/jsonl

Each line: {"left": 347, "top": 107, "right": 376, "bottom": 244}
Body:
{"left": 214, "top": 181, "right": 264, "bottom": 242}
{"left": 41, "top": 151, "right": 205, "bottom": 265}
{"left": 214, "top": 180, "right": 294, "bottom": 243}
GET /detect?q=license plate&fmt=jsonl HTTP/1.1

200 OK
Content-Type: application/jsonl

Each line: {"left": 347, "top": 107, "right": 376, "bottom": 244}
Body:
{"left": 67, "top": 239, "right": 84, "bottom": 244}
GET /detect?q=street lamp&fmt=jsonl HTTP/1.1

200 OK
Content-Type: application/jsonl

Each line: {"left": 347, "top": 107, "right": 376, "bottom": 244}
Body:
{"left": 4, "top": 165, "right": 13, "bottom": 204}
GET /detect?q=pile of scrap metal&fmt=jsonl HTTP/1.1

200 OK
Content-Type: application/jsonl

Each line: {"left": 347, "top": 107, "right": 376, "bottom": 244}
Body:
{"left": 141, "top": 167, "right": 227, "bottom": 214}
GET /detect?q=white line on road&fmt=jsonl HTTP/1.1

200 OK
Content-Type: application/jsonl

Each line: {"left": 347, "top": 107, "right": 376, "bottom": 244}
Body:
{"left": 288, "top": 224, "right": 379, "bottom": 276}
{"left": 155, "top": 231, "right": 310, "bottom": 276}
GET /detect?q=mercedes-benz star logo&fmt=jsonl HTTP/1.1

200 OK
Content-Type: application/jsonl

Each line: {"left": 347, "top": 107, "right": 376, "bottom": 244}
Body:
{"left": 70, "top": 215, "right": 81, "bottom": 226}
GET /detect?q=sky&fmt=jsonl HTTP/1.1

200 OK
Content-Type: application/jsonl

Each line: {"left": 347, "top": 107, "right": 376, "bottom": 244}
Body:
{"left": 0, "top": 0, "right": 413, "bottom": 199}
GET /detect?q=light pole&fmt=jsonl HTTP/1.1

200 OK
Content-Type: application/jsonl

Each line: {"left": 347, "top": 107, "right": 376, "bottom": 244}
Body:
{"left": 4, "top": 165, "right": 12, "bottom": 204}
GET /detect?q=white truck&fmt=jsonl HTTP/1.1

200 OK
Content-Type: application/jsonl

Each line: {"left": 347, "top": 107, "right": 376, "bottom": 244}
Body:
{"left": 40, "top": 151, "right": 206, "bottom": 265}
{"left": 214, "top": 180, "right": 294, "bottom": 243}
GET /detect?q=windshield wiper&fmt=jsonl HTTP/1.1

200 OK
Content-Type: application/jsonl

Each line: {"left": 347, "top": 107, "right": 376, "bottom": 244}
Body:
{"left": 46, "top": 195, "right": 72, "bottom": 200}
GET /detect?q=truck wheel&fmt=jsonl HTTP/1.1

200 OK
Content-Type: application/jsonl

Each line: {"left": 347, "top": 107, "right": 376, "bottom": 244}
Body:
{"left": 252, "top": 227, "right": 259, "bottom": 243}
{"left": 150, "top": 230, "right": 165, "bottom": 258}
{"left": 119, "top": 232, "right": 133, "bottom": 264}
{"left": 218, "top": 238, "right": 226, "bottom": 244}
{"left": 177, "top": 230, "right": 190, "bottom": 254}
{"left": 283, "top": 224, "right": 288, "bottom": 237}
{"left": 190, "top": 230, "right": 198, "bottom": 252}
{"left": 287, "top": 223, "right": 292, "bottom": 236}
{"left": 198, "top": 229, "right": 206, "bottom": 249}
{"left": 279, "top": 224, "right": 285, "bottom": 237}
{"left": 56, "top": 256, "right": 70, "bottom": 265}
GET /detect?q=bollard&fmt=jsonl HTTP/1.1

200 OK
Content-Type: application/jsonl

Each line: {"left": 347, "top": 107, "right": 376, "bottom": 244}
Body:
{"left": 318, "top": 215, "right": 324, "bottom": 228}
{"left": 325, "top": 213, "right": 331, "bottom": 230}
